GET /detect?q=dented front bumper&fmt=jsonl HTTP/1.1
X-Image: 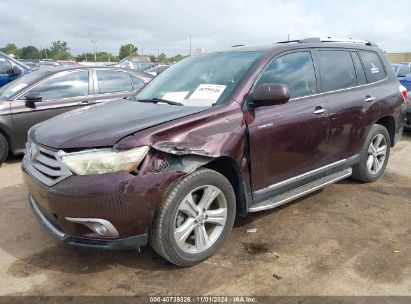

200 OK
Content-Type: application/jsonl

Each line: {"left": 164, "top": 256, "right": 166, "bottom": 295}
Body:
{"left": 22, "top": 160, "right": 184, "bottom": 248}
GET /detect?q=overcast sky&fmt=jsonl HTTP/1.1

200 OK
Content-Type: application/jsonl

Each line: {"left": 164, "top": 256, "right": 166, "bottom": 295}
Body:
{"left": 1, "top": 0, "right": 410, "bottom": 56}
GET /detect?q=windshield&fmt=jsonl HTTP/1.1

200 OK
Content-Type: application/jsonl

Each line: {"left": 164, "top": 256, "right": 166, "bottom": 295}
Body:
{"left": 0, "top": 69, "right": 51, "bottom": 100}
{"left": 135, "top": 51, "right": 264, "bottom": 107}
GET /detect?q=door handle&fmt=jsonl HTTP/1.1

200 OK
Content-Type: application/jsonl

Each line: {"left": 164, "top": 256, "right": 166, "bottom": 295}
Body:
{"left": 365, "top": 96, "right": 376, "bottom": 103}
{"left": 313, "top": 106, "right": 326, "bottom": 115}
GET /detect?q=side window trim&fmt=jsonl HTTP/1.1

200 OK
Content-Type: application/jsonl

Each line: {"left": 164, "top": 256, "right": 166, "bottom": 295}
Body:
{"left": 350, "top": 51, "right": 367, "bottom": 86}
{"left": 249, "top": 49, "right": 320, "bottom": 103}
{"left": 13, "top": 69, "right": 91, "bottom": 101}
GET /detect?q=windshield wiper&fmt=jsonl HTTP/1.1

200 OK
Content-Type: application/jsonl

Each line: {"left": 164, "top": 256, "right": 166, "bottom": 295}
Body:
{"left": 136, "top": 97, "right": 183, "bottom": 106}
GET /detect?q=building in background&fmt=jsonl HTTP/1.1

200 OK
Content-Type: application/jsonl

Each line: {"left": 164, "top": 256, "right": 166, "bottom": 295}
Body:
{"left": 387, "top": 52, "right": 411, "bottom": 63}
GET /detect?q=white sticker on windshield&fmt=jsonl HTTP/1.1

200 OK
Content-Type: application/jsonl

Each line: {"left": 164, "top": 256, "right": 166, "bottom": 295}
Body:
{"left": 189, "top": 84, "right": 226, "bottom": 102}
{"left": 162, "top": 91, "right": 189, "bottom": 102}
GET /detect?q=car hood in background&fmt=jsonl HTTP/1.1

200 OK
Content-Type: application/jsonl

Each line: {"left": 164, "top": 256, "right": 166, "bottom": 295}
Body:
{"left": 31, "top": 100, "right": 208, "bottom": 149}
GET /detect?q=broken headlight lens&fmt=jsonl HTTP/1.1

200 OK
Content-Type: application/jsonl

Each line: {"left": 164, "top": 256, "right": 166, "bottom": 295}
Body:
{"left": 60, "top": 146, "right": 149, "bottom": 175}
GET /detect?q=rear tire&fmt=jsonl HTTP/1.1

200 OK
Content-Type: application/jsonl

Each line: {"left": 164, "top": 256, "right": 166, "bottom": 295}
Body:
{"left": 0, "top": 133, "right": 8, "bottom": 165}
{"left": 352, "top": 124, "right": 390, "bottom": 182}
{"left": 149, "top": 168, "right": 236, "bottom": 267}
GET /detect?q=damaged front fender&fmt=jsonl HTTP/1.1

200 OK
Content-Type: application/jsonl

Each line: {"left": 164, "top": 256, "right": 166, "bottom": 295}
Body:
{"left": 116, "top": 100, "right": 247, "bottom": 161}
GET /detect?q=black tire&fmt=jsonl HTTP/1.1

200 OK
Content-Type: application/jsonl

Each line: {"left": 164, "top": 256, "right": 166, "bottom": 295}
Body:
{"left": 149, "top": 168, "right": 236, "bottom": 267}
{"left": 352, "top": 124, "right": 390, "bottom": 183}
{"left": 0, "top": 133, "right": 8, "bottom": 165}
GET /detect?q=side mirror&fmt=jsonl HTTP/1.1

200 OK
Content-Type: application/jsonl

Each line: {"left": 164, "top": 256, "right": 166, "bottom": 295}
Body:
{"left": 405, "top": 74, "right": 411, "bottom": 82}
{"left": 25, "top": 93, "right": 42, "bottom": 108}
{"left": 252, "top": 83, "right": 290, "bottom": 107}
{"left": 7, "top": 66, "right": 21, "bottom": 77}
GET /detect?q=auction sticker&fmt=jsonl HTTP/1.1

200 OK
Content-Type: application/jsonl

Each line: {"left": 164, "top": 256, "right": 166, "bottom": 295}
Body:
{"left": 189, "top": 84, "right": 226, "bottom": 102}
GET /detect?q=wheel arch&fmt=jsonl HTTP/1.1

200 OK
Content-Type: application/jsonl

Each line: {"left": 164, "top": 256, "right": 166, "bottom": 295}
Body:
{"left": 375, "top": 116, "right": 395, "bottom": 147}
{"left": 0, "top": 126, "right": 12, "bottom": 152}
{"left": 203, "top": 156, "right": 248, "bottom": 217}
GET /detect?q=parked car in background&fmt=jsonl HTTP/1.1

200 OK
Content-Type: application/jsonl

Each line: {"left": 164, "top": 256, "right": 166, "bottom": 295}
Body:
{"left": 22, "top": 38, "right": 406, "bottom": 266}
{"left": 18, "top": 59, "right": 40, "bottom": 71}
{"left": 57, "top": 60, "right": 79, "bottom": 67}
{"left": 0, "top": 66, "right": 153, "bottom": 163}
{"left": 145, "top": 64, "right": 170, "bottom": 76}
{"left": 38, "top": 59, "right": 61, "bottom": 68}
{"left": 118, "top": 56, "right": 155, "bottom": 71}
{"left": 394, "top": 62, "right": 411, "bottom": 68}
{"left": 0, "top": 51, "right": 31, "bottom": 87}
{"left": 392, "top": 63, "right": 411, "bottom": 92}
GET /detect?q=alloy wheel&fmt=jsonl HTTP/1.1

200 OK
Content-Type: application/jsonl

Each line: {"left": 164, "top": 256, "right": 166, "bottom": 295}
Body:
{"left": 367, "top": 133, "right": 387, "bottom": 175}
{"left": 173, "top": 185, "right": 227, "bottom": 253}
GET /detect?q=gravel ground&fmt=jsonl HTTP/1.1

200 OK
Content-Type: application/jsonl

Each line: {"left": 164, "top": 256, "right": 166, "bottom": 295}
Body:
{"left": 0, "top": 133, "right": 410, "bottom": 297}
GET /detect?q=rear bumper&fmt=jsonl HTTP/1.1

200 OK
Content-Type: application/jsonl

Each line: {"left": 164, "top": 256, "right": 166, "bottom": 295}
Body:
{"left": 29, "top": 194, "right": 147, "bottom": 250}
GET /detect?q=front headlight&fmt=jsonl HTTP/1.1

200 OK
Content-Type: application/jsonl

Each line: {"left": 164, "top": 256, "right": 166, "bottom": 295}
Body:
{"left": 60, "top": 146, "right": 149, "bottom": 175}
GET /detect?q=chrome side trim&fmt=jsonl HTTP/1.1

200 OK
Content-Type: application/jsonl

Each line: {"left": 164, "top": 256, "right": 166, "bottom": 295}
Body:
{"left": 290, "top": 77, "right": 387, "bottom": 102}
{"left": 65, "top": 217, "right": 120, "bottom": 238}
{"left": 29, "top": 195, "right": 66, "bottom": 239}
{"left": 254, "top": 157, "right": 356, "bottom": 197}
{"left": 249, "top": 168, "right": 352, "bottom": 212}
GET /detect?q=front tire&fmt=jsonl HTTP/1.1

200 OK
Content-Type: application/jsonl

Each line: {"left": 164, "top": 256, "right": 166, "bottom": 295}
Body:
{"left": 0, "top": 133, "right": 8, "bottom": 165}
{"left": 149, "top": 168, "right": 236, "bottom": 266}
{"left": 352, "top": 124, "right": 390, "bottom": 182}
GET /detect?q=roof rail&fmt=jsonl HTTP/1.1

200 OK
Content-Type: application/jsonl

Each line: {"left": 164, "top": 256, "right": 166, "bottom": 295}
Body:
{"left": 276, "top": 37, "right": 378, "bottom": 47}
{"left": 319, "top": 37, "right": 378, "bottom": 46}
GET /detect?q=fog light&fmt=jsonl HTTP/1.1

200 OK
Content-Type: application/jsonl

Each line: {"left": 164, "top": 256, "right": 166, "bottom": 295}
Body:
{"left": 65, "top": 217, "right": 119, "bottom": 238}
{"left": 93, "top": 223, "right": 108, "bottom": 236}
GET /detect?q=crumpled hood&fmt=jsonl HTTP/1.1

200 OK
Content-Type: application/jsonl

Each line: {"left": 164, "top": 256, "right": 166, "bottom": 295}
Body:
{"left": 31, "top": 99, "right": 208, "bottom": 149}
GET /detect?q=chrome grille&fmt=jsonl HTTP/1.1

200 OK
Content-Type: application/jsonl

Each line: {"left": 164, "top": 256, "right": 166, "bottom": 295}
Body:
{"left": 23, "top": 141, "right": 72, "bottom": 186}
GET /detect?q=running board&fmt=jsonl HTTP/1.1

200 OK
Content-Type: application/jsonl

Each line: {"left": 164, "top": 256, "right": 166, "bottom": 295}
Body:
{"left": 248, "top": 168, "right": 352, "bottom": 213}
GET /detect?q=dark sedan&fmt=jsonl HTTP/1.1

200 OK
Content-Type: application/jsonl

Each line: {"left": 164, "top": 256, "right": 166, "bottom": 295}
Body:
{"left": 0, "top": 66, "right": 153, "bottom": 163}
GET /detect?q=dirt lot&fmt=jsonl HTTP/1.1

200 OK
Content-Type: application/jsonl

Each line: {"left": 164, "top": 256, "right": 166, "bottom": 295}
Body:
{"left": 0, "top": 133, "right": 410, "bottom": 297}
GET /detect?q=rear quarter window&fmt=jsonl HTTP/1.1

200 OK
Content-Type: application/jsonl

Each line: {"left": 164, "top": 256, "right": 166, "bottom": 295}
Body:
{"left": 359, "top": 51, "right": 386, "bottom": 83}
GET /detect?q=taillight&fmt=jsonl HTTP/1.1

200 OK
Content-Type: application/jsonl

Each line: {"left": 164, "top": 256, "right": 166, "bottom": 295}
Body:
{"left": 400, "top": 85, "right": 408, "bottom": 101}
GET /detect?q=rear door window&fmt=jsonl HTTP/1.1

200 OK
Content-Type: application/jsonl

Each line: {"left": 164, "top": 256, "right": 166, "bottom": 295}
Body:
{"left": 96, "top": 70, "right": 133, "bottom": 93}
{"left": 257, "top": 51, "right": 317, "bottom": 98}
{"left": 351, "top": 52, "right": 367, "bottom": 85}
{"left": 317, "top": 50, "right": 357, "bottom": 92}
{"left": 359, "top": 51, "right": 386, "bottom": 83}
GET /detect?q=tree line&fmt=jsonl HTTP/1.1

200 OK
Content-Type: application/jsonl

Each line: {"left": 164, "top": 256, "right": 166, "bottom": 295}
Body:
{"left": 0, "top": 41, "right": 185, "bottom": 63}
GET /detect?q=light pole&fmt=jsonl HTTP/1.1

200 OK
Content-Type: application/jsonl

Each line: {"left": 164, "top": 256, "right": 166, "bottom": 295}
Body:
{"left": 91, "top": 40, "right": 97, "bottom": 63}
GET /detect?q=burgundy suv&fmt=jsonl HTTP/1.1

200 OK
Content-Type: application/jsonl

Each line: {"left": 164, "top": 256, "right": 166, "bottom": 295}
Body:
{"left": 22, "top": 38, "right": 407, "bottom": 266}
